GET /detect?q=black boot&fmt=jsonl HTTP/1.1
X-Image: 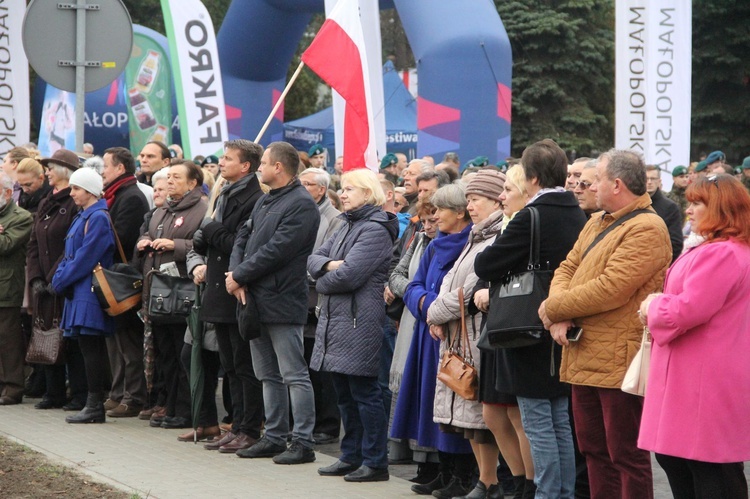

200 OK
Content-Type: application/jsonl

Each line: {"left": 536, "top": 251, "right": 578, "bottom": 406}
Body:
{"left": 411, "top": 472, "right": 448, "bottom": 495}
{"left": 432, "top": 476, "right": 472, "bottom": 499}
{"left": 486, "top": 483, "right": 503, "bottom": 499}
{"left": 522, "top": 479, "right": 537, "bottom": 499}
{"left": 512, "top": 475, "right": 526, "bottom": 499}
{"left": 455, "top": 480, "right": 499, "bottom": 499}
{"left": 410, "top": 462, "right": 440, "bottom": 484}
{"left": 65, "top": 393, "right": 105, "bottom": 424}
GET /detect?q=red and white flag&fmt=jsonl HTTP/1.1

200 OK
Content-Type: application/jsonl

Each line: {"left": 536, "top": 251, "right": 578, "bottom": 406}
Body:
{"left": 302, "top": 0, "right": 377, "bottom": 172}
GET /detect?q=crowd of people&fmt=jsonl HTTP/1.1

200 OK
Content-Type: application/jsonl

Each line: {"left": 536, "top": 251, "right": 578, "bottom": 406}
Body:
{"left": 0, "top": 137, "right": 749, "bottom": 499}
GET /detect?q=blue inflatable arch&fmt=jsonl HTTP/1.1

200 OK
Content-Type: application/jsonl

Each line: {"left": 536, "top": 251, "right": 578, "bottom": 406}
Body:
{"left": 218, "top": 0, "right": 512, "bottom": 162}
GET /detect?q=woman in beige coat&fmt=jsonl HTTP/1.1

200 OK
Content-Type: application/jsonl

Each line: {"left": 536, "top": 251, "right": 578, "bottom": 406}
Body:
{"left": 427, "top": 170, "right": 506, "bottom": 499}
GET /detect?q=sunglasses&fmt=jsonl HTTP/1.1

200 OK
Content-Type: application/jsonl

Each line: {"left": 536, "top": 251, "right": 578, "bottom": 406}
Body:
{"left": 575, "top": 180, "right": 592, "bottom": 190}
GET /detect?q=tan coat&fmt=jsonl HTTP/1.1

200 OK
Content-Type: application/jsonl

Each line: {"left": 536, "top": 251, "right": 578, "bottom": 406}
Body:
{"left": 546, "top": 194, "right": 671, "bottom": 389}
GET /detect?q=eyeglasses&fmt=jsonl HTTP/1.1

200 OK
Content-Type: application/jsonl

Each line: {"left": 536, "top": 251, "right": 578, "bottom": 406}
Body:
{"left": 575, "top": 180, "right": 592, "bottom": 190}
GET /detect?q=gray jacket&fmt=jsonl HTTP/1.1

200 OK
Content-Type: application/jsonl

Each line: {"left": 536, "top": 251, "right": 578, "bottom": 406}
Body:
{"left": 307, "top": 205, "right": 398, "bottom": 376}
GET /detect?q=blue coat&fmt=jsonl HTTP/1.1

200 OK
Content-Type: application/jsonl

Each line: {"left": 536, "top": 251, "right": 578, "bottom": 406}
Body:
{"left": 52, "top": 199, "right": 115, "bottom": 336}
{"left": 390, "top": 224, "right": 473, "bottom": 453}
{"left": 307, "top": 205, "right": 398, "bottom": 377}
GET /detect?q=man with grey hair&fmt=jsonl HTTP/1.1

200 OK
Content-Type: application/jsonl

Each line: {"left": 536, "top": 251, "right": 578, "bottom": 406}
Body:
{"left": 645, "top": 165, "right": 683, "bottom": 263}
{"left": 416, "top": 170, "right": 450, "bottom": 203}
{"left": 574, "top": 159, "right": 598, "bottom": 218}
{"left": 567, "top": 157, "right": 591, "bottom": 191}
{"left": 83, "top": 143, "right": 94, "bottom": 155}
{"left": 402, "top": 159, "right": 432, "bottom": 212}
{"left": 0, "top": 172, "right": 33, "bottom": 405}
{"left": 540, "top": 149, "right": 671, "bottom": 498}
{"left": 299, "top": 166, "right": 343, "bottom": 445}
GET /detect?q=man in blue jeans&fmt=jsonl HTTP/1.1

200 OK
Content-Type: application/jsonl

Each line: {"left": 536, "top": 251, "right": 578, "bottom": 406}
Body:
{"left": 227, "top": 141, "right": 320, "bottom": 465}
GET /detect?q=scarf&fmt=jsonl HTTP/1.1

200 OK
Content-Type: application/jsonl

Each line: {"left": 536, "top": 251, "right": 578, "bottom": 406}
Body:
{"left": 103, "top": 175, "right": 137, "bottom": 208}
{"left": 214, "top": 174, "right": 252, "bottom": 223}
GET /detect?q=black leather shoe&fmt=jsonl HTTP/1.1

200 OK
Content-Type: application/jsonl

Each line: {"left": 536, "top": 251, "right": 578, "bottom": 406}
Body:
{"left": 455, "top": 481, "right": 495, "bottom": 499}
{"left": 318, "top": 459, "right": 360, "bottom": 476}
{"left": 63, "top": 399, "right": 85, "bottom": 411}
{"left": 35, "top": 397, "right": 65, "bottom": 409}
{"left": 313, "top": 432, "right": 339, "bottom": 445}
{"left": 432, "top": 476, "right": 471, "bottom": 499}
{"left": 273, "top": 440, "right": 315, "bottom": 465}
{"left": 412, "top": 472, "right": 448, "bottom": 495}
{"left": 160, "top": 416, "right": 191, "bottom": 429}
{"left": 0, "top": 396, "right": 21, "bottom": 406}
{"left": 236, "top": 436, "right": 286, "bottom": 459}
{"left": 65, "top": 393, "right": 105, "bottom": 424}
{"left": 344, "top": 465, "right": 389, "bottom": 482}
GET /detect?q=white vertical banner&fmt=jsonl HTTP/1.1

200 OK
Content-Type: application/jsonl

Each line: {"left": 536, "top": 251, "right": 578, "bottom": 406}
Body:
{"left": 616, "top": 1, "right": 691, "bottom": 181}
{"left": 160, "top": 0, "right": 227, "bottom": 159}
{"left": 325, "top": 0, "right": 386, "bottom": 163}
{"left": 0, "top": 0, "right": 30, "bottom": 155}
{"left": 645, "top": 2, "right": 691, "bottom": 176}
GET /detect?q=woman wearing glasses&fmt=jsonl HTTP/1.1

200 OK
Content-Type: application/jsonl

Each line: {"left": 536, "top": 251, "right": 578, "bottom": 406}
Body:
{"left": 638, "top": 174, "right": 750, "bottom": 499}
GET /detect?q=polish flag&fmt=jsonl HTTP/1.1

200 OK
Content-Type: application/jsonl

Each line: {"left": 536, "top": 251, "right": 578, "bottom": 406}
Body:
{"left": 302, "top": 1, "right": 377, "bottom": 172}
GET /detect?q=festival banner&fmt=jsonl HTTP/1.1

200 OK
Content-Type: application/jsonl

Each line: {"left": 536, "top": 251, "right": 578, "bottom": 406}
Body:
{"left": 38, "top": 86, "right": 76, "bottom": 157}
{"left": 615, "top": 0, "right": 692, "bottom": 185}
{"left": 160, "top": 0, "right": 227, "bottom": 159}
{"left": 0, "top": 0, "right": 30, "bottom": 155}
{"left": 125, "top": 32, "right": 173, "bottom": 155}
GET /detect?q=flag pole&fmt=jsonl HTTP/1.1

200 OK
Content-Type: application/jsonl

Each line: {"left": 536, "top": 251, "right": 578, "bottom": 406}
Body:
{"left": 254, "top": 60, "right": 306, "bottom": 143}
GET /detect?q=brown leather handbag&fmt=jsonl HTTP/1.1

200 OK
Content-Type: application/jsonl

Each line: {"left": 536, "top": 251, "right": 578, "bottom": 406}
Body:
{"left": 91, "top": 213, "right": 143, "bottom": 316}
{"left": 436, "top": 288, "right": 478, "bottom": 401}
{"left": 26, "top": 296, "right": 65, "bottom": 365}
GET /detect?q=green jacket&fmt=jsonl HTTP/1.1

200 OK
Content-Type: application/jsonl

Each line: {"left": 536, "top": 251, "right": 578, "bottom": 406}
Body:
{"left": 0, "top": 199, "right": 33, "bottom": 307}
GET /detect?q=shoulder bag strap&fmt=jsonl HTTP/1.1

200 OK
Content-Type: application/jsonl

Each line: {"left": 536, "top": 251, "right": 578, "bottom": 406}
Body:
{"left": 458, "top": 287, "right": 473, "bottom": 363}
{"left": 102, "top": 210, "right": 128, "bottom": 264}
{"left": 527, "top": 207, "right": 541, "bottom": 268}
{"left": 581, "top": 208, "right": 653, "bottom": 261}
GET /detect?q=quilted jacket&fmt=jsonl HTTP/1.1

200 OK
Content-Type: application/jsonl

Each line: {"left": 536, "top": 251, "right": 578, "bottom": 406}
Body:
{"left": 307, "top": 205, "right": 398, "bottom": 377}
{"left": 546, "top": 193, "right": 671, "bottom": 389}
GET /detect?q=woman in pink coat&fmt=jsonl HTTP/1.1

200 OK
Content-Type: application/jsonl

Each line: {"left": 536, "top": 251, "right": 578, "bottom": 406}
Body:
{"left": 638, "top": 173, "right": 750, "bottom": 499}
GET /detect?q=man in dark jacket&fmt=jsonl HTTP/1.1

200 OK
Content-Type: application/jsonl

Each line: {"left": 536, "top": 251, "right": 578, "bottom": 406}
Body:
{"left": 136, "top": 141, "right": 171, "bottom": 186}
{"left": 0, "top": 173, "right": 33, "bottom": 405}
{"left": 646, "top": 165, "right": 683, "bottom": 263}
{"left": 100, "top": 148, "right": 150, "bottom": 418}
{"left": 192, "top": 139, "right": 265, "bottom": 454}
{"left": 227, "top": 141, "right": 320, "bottom": 465}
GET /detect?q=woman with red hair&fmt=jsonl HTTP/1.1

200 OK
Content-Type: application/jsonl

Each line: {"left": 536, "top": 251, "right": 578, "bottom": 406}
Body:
{"left": 638, "top": 173, "right": 750, "bottom": 499}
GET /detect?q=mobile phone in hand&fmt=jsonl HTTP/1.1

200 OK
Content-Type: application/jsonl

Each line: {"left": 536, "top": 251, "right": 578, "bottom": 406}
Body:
{"left": 566, "top": 326, "right": 583, "bottom": 342}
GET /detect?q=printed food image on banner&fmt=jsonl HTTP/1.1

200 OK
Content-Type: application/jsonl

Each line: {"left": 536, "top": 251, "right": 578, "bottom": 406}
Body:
{"left": 126, "top": 35, "right": 172, "bottom": 154}
{"left": 38, "top": 86, "right": 76, "bottom": 157}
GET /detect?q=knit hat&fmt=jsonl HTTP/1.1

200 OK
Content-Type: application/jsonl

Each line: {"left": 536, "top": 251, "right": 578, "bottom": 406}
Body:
{"left": 672, "top": 165, "right": 687, "bottom": 176}
{"left": 380, "top": 153, "right": 397, "bottom": 169}
{"left": 308, "top": 144, "right": 325, "bottom": 157}
{"left": 705, "top": 150, "right": 725, "bottom": 165}
{"left": 40, "top": 149, "right": 80, "bottom": 172}
{"left": 69, "top": 167, "right": 103, "bottom": 197}
{"left": 465, "top": 169, "right": 506, "bottom": 200}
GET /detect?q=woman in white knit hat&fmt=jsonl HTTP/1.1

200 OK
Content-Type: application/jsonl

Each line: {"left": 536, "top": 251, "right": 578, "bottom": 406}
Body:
{"left": 51, "top": 167, "right": 116, "bottom": 424}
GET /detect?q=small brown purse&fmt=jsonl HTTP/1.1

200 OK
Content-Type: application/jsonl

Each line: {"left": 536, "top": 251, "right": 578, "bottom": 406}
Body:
{"left": 26, "top": 296, "right": 65, "bottom": 365}
{"left": 436, "top": 288, "right": 478, "bottom": 401}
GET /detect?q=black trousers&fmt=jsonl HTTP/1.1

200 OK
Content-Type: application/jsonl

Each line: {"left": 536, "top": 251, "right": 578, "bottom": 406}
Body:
{"left": 78, "top": 335, "right": 109, "bottom": 394}
{"left": 180, "top": 342, "right": 220, "bottom": 427}
{"left": 303, "top": 335, "right": 341, "bottom": 436}
{"left": 42, "top": 338, "right": 87, "bottom": 404}
{"left": 655, "top": 453, "right": 748, "bottom": 499}
{"left": 153, "top": 323, "right": 191, "bottom": 420}
{"left": 215, "top": 322, "right": 263, "bottom": 438}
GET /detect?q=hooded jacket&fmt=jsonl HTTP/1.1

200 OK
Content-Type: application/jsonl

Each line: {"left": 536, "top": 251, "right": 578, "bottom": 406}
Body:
{"left": 307, "top": 204, "right": 399, "bottom": 377}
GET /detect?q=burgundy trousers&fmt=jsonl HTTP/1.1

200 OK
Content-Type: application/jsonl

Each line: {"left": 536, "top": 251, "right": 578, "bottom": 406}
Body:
{"left": 572, "top": 385, "right": 653, "bottom": 499}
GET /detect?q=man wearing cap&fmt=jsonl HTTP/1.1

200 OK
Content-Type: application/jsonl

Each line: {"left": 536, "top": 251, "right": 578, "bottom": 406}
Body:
{"left": 741, "top": 156, "right": 750, "bottom": 194}
{"left": 201, "top": 155, "right": 219, "bottom": 179}
{"left": 645, "top": 165, "right": 683, "bottom": 264}
{"left": 379, "top": 154, "right": 399, "bottom": 185}
{"left": 136, "top": 141, "right": 171, "bottom": 186}
{"left": 0, "top": 172, "right": 33, "bottom": 405}
{"left": 100, "top": 147, "right": 150, "bottom": 418}
{"left": 308, "top": 144, "right": 326, "bottom": 169}
{"left": 704, "top": 150, "right": 726, "bottom": 173}
{"left": 666, "top": 165, "right": 689, "bottom": 216}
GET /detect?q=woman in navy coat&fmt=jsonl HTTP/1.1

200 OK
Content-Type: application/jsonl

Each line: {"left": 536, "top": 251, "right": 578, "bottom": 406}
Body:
{"left": 52, "top": 168, "right": 115, "bottom": 424}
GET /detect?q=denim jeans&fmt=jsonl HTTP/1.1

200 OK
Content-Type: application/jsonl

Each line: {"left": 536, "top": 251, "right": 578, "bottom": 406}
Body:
{"left": 517, "top": 395, "right": 576, "bottom": 499}
{"left": 331, "top": 372, "right": 388, "bottom": 469}
{"left": 250, "top": 323, "right": 315, "bottom": 448}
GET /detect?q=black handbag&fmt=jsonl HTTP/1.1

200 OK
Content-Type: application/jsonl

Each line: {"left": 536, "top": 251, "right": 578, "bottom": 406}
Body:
{"left": 90, "top": 213, "right": 143, "bottom": 316}
{"left": 147, "top": 270, "right": 196, "bottom": 324}
{"left": 483, "top": 207, "right": 552, "bottom": 348}
{"left": 385, "top": 297, "right": 405, "bottom": 321}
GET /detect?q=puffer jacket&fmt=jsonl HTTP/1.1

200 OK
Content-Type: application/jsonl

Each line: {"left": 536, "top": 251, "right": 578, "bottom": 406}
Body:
{"left": 546, "top": 193, "right": 671, "bottom": 389}
{"left": 428, "top": 211, "right": 503, "bottom": 429}
{"left": 307, "top": 204, "right": 399, "bottom": 377}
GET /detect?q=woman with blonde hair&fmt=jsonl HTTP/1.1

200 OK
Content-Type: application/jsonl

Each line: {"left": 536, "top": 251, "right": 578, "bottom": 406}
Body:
{"left": 308, "top": 168, "right": 399, "bottom": 482}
